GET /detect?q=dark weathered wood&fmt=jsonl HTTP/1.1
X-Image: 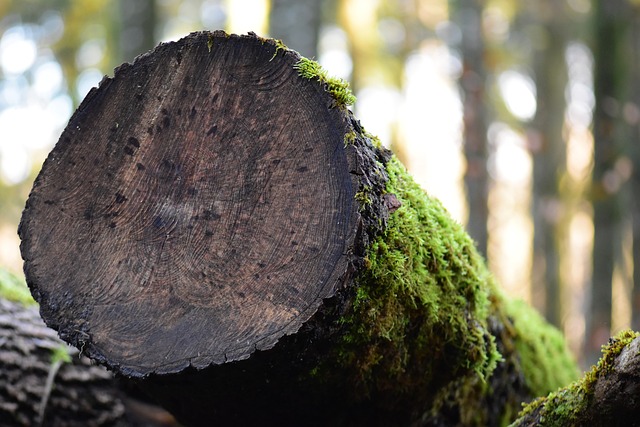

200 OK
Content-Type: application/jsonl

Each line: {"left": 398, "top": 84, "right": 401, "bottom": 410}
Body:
{"left": 20, "top": 31, "right": 364, "bottom": 378}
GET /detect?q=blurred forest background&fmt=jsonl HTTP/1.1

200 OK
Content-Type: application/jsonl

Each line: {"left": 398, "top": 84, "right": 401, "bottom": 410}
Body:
{"left": 0, "top": 0, "right": 638, "bottom": 369}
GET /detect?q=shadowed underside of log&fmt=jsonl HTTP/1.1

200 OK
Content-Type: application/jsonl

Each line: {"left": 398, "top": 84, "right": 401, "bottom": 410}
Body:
{"left": 19, "top": 31, "right": 579, "bottom": 426}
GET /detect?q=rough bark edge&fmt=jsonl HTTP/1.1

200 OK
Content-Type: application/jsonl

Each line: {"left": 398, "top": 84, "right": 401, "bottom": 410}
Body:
{"left": 511, "top": 330, "right": 640, "bottom": 427}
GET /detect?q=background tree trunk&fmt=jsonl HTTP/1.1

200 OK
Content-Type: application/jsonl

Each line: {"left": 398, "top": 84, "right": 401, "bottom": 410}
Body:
{"left": 269, "top": 0, "right": 322, "bottom": 58}
{"left": 529, "top": 1, "right": 569, "bottom": 328}
{"left": 19, "top": 31, "right": 578, "bottom": 426}
{"left": 587, "top": 0, "right": 633, "bottom": 366}
{"left": 118, "top": 0, "right": 157, "bottom": 64}
{"left": 452, "top": 0, "right": 490, "bottom": 259}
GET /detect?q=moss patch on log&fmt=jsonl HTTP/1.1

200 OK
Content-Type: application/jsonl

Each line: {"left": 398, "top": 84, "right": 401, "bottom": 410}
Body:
{"left": 513, "top": 329, "right": 640, "bottom": 426}
{"left": 320, "top": 126, "right": 578, "bottom": 422}
{"left": 500, "top": 295, "right": 579, "bottom": 397}
{"left": 313, "top": 133, "right": 504, "bottom": 416}
{"left": 293, "top": 57, "right": 356, "bottom": 108}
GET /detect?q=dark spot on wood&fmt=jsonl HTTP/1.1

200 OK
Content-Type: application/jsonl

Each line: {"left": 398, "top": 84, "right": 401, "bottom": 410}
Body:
{"left": 136, "top": 163, "right": 145, "bottom": 171}
{"left": 83, "top": 208, "right": 93, "bottom": 220}
{"left": 238, "top": 292, "right": 246, "bottom": 299}
{"left": 124, "top": 146, "right": 135, "bottom": 156}
{"left": 254, "top": 274, "right": 260, "bottom": 280}
{"left": 258, "top": 263, "right": 266, "bottom": 268}
{"left": 272, "top": 159, "right": 281, "bottom": 165}
{"left": 162, "top": 108, "right": 169, "bottom": 115}
{"left": 147, "top": 127, "right": 154, "bottom": 135}
{"left": 128, "top": 137, "right": 140, "bottom": 148}
{"left": 153, "top": 216, "right": 166, "bottom": 229}
{"left": 136, "top": 93, "right": 143, "bottom": 101}
{"left": 109, "top": 222, "right": 117, "bottom": 228}
{"left": 177, "top": 108, "right": 182, "bottom": 116}
{"left": 207, "top": 125, "right": 218, "bottom": 136}
{"left": 304, "top": 147, "right": 313, "bottom": 153}
{"left": 291, "top": 241, "right": 298, "bottom": 246}
{"left": 190, "top": 107, "right": 197, "bottom": 119}
{"left": 115, "top": 192, "right": 127, "bottom": 204}
{"left": 44, "top": 200, "right": 54, "bottom": 205}
{"left": 205, "top": 230, "right": 214, "bottom": 237}
{"left": 163, "top": 116, "right": 171, "bottom": 128}
{"left": 187, "top": 187, "right": 198, "bottom": 196}
{"left": 296, "top": 167, "right": 308, "bottom": 173}
{"left": 93, "top": 159, "right": 100, "bottom": 166}
{"left": 212, "top": 93, "right": 219, "bottom": 104}
{"left": 202, "top": 210, "right": 220, "bottom": 221}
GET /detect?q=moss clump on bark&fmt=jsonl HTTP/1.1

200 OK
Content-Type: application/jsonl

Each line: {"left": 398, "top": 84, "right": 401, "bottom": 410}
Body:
{"left": 512, "top": 329, "right": 639, "bottom": 426}
{"left": 293, "top": 57, "right": 356, "bottom": 108}
{"left": 326, "top": 145, "right": 502, "bottom": 411}
{"left": 499, "top": 295, "right": 579, "bottom": 397}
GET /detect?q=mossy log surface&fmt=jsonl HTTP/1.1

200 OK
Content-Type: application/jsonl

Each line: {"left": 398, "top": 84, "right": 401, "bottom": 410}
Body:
{"left": 20, "top": 31, "right": 578, "bottom": 426}
{"left": 512, "top": 331, "right": 640, "bottom": 427}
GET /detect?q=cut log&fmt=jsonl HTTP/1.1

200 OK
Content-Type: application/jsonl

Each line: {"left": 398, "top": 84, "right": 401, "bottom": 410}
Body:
{"left": 19, "top": 31, "right": 578, "bottom": 426}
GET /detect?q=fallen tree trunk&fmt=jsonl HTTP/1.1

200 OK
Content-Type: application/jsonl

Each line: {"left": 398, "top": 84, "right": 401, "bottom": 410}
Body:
{"left": 19, "top": 31, "right": 578, "bottom": 426}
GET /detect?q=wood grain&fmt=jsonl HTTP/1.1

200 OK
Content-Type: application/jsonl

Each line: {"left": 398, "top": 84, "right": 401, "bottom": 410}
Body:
{"left": 19, "top": 31, "right": 358, "bottom": 377}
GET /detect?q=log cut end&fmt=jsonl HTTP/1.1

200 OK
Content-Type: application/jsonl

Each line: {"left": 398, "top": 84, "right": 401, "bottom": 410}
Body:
{"left": 19, "top": 31, "right": 364, "bottom": 377}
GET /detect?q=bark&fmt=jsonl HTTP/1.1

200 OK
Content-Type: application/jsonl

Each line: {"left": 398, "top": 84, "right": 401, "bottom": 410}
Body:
{"left": 452, "top": 0, "right": 490, "bottom": 258}
{"left": 269, "top": 0, "right": 322, "bottom": 58}
{"left": 629, "top": 5, "right": 640, "bottom": 333}
{"left": 118, "top": 0, "right": 157, "bottom": 64}
{"left": 529, "top": 2, "right": 569, "bottom": 328}
{"left": 587, "top": 0, "right": 633, "bottom": 366}
{"left": 19, "top": 31, "right": 579, "bottom": 426}
{"left": 0, "top": 298, "right": 125, "bottom": 426}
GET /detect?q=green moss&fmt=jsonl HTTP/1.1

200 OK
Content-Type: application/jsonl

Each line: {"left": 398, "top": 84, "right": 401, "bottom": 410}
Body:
{"left": 344, "top": 130, "right": 357, "bottom": 147}
{"left": 0, "top": 268, "right": 35, "bottom": 306}
{"left": 270, "top": 39, "right": 288, "bottom": 61}
{"left": 207, "top": 33, "right": 214, "bottom": 52}
{"left": 334, "top": 154, "right": 501, "bottom": 398}
{"left": 51, "top": 343, "right": 72, "bottom": 364}
{"left": 500, "top": 295, "right": 579, "bottom": 396}
{"left": 293, "top": 57, "right": 356, "bottom": 108}
{"left": 354, "top": 187, "right": 373, "bottom": 209}
{"left": 513, "top": 329, "right": 640, "bottom": 426}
